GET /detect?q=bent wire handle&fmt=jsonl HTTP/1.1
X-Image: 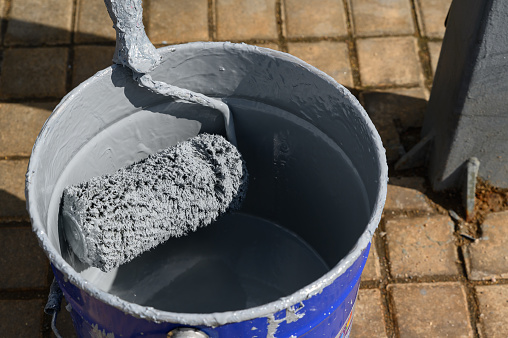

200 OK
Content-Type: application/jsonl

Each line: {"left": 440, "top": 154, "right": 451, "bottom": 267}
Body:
{"left": 103, "top": 0, "right": 237, "bottom": 147}
{"left": 45, "top": 278, "right": 64, "bottom": 338}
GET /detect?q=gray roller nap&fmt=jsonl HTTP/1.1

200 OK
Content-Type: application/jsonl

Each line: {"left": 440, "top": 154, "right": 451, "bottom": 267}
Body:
{"left": 61, "top": 133, "right": 248, "bottom": 272}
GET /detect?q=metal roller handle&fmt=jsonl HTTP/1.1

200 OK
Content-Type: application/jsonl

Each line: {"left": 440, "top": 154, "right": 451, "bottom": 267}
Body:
{"left": 103, "top": 0, "right": 238, "bottom": 146}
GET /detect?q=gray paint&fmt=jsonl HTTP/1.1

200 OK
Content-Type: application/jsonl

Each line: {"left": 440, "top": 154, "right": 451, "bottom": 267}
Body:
{"left": 137, "top": 73, "right": 238, "bottom": 146}
{"left": 423, "top": 0, "right": 508, "bottom": 190}
{"left": 104, "top": 0, "right": 237, "bottom": 145}
{"left": 61, "top": 133, "right": 247, "bottom": 272}
{"left": 26, "top": 42, "right": 387, "bottom": 327}
{"left": 103, "top": 0, "right": 160, "bottom": 73}
{"left": 71, "top": 97, "right": 369, "bottom": 314}
{"left": 104, "top": 213, "right": 329, "bottom": 313}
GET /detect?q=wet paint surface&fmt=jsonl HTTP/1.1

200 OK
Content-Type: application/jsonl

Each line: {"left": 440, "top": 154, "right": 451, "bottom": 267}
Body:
{"left": 106, "top": 213, "right": 329, "bottom": 313}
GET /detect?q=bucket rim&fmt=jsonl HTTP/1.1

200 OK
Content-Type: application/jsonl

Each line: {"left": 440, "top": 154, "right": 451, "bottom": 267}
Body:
{"left": 26, "top": 41, "right": 388, "bottom": 327}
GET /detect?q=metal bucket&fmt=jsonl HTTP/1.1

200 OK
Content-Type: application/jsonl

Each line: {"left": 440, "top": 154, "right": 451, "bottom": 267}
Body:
{"left": 27, "top": 42, "right": 387, "bottom": 337}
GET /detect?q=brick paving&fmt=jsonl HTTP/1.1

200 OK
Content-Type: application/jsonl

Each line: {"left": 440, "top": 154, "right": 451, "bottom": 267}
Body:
{"left": 0, "top": 226, "right": 50, "bottom": 289}
{"left": 356, "top": 36, "right": 422, "bottom": 87}
{"left": 384, "top": 176, "right": 433, "bottom": 212}
{"left": 148, "top": 0, "right": 210, "bottom": 44}
{"left": 0, "top": 102, "right": 54, "bottom": 156}
{"left": 389, "top": 283, "right": 474, "bottom": 337}
{"left": 0, "top": 47, "right": 68, "bottom": 99}
{"left": 0, "top": 159, "right": 30, "bottom": 218}
{"left": 74, "top": 0, "right": 116, "bottom": 43}
{"left": 414, "top": 0, "right": 453, "bottom": 38}
{"left": 427, "top": 40, "right": 442, "bottom": 74}
{"left": 386, "top": 215, "right": 460, "bottom": 278}
{"left": 464, "top": 211, "right": 508, "bottom": 281}
{"left": 285, "top": 0, "right": 347, "bottom": 38}
{"left": 350, "top": 289, "right": 387, "bottom": 337}
{"left": 4, "top": 0, "right": 73, "bottom": 46}
{"left": 349, "top": 0, "right": 415, "bottom": 36}
{"left": 216, "top": 0, "right": 278, "bottom": 41}
{"left": 0, "top": 299, "right": 46, "bottom": 336}
{"left": 476, "top": 285, "right": 508, "bottom": 337}
{"left": 71, "top": 45, "right": 115, "bottom": 88}
{"left": 0, "top": 0, "right": 506, "bottom": 337}
{"left": 287, "top": 41, "right": 353, "bottom": 87}
{"left": 361, "top": 236, "right": 382, "bottom": 281}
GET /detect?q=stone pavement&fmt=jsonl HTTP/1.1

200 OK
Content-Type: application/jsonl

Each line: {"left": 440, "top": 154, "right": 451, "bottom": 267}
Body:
{"left": 0, "top": 0, "right": 507, "bottom": 337}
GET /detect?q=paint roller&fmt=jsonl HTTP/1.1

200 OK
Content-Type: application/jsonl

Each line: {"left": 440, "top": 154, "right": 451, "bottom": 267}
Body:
{"left": 60, "top": 0, "right": 247, "bottom": 272}
{"left": 62, "top": 133, "right": 247, "bottom": 272}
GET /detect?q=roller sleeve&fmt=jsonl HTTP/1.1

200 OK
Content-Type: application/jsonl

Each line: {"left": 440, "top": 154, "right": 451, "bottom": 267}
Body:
{"left": 61, "top": 133, "right": 248, "bottom": 272}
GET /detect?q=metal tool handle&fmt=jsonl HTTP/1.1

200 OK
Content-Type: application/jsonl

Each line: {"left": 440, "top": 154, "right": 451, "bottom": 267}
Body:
{"left": 103, "top": 0, "right": 237, "bottom": 146}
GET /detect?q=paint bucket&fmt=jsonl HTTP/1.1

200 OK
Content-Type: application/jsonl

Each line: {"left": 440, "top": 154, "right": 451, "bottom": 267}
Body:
{"left": 27, "top": 42, "right": 387, "bottom": 337}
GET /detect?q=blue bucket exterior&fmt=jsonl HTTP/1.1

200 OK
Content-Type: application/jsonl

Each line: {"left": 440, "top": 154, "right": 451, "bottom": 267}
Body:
{"left": 53, "top": 243, "right": 370, "bottom": 338}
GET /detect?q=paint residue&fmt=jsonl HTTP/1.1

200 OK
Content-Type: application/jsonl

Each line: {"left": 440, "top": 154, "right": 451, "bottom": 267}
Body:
{"left": 103, "top": 0, "right": 160, "bottom": 74}
{"left": 266, "top": 303, "right": 306, "bottom": 337}
{"left": 285, "top": 303, "right": 305, "bottom": 323}
{"left": 267, "top": 313, "right": 284, "bottom": 338}
{"left": 90, "top": 323, "right": 115, "bottom": 338}
{"left": 105, "top": 0, "right": 237, "bottom": 146}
